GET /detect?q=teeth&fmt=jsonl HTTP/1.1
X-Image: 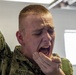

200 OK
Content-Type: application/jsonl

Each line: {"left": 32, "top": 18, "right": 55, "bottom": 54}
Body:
{"left": 38, "top": 46, "right": 51, "bottom": 56}
{"left": 39, "top": 47, "right": 50, "bottom": 56}
{"left": 39, "top": 46, "right": 50, "bottom": 52}
{"left": 42, "top": 46, "right": 49, "bottom": 48}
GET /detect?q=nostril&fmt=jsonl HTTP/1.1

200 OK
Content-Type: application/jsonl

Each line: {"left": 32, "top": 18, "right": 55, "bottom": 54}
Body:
{"left": 42, "top": 38, "right": 51, "bottom": 44}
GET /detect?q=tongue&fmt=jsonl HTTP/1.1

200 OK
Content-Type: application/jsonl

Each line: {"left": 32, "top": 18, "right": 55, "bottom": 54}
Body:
{"left": 39, "top": 48, "right": 49, "bottom": 55}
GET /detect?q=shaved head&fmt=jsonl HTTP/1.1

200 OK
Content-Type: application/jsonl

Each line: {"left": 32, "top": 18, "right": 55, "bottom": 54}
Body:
{"left": 19, "top": 5, "right": 53, "bottom": 32}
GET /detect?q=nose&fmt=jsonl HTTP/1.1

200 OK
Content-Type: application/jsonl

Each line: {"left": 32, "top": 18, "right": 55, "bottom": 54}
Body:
{"left": 42, "top": 32, "right": 52, "bottom": 44}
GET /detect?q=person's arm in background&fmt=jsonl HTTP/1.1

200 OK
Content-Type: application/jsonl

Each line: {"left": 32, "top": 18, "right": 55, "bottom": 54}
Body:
{"left": 0, "top": 31, "right": 12, "bottom": 75}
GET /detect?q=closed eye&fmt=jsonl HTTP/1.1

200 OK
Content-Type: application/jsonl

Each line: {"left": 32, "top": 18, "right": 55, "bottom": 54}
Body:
{"left": 34, "top": 31, "right": 42, "bottom": 36}
{"left": 32, "top": 28, "right": 44, "bottom": 36}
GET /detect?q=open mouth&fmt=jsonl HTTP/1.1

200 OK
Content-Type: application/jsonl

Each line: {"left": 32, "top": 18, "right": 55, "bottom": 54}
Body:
{"left": 39, "top": 46, "right": 50, "bottom": 56}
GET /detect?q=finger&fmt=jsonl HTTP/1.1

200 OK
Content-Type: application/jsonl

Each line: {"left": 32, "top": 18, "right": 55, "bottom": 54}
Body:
{"left": 39, "top": 52, "right": 52, "bottom": 66}
{"left": 33, "top": 52, "right": 61, "bottom": 75}
{"left": 33, "top": 52, "right": 51, "bottom": 69}
{"left": 33, "top": 52, "right": 39, "bottom": 59}
{"left": 39, "top": 52, "right": 61, "bottom": 64}
{"left": 52, "top": 56, "right": 61, "bottom": 63}
{"left": 39, "top": 52, "right": 61, "bottom": 69}
{"left": 33, "top": 52, "right": 47, "bottom": 68}
{"left": 52, "top": 56, "right": 62, "bottom": 68}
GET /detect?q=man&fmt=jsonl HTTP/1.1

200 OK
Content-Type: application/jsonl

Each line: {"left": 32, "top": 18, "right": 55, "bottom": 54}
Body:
{"left": 9, "top": 4, "right": 65, "bottom": 75}
{"left": 0, "top": 5, "right": 73, "bottom": 75}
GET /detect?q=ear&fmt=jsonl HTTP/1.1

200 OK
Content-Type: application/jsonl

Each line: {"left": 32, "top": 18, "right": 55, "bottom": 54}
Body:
{"left": 16, "top": 31, "right": 25, "bottom": 45}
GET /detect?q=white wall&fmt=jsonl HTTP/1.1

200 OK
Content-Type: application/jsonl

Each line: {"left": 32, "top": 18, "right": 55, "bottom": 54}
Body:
{"left": 0, "top": 1, "right": 76, "bottom": 75}
{"left": 0, "top": 1, "right": 29, "bottom": 50}
{"left": 51, "top": 9, "right": 76, "bottom": 56}
{"left": 50, "top": 9, "right": 76, "bottom": 75}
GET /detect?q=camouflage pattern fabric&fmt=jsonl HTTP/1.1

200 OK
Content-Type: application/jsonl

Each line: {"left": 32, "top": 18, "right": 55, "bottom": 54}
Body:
{"left": 0, "top": 31, "right": 12, "bottom": 75}
{"left": 9, "top": 46, "right": 73, "bottom": 75}
{"left": 53, "top": 53, "right": 73, "bottom": 75}
{"left": 0, "top": 31, "right": 5, "bottom": 52}
{"left": 9, "top": 46, "right": 44, "bottom": 75}
{"left": 0, "top": 31, "right": 11, "bottom": 57}
{"left": 61, "top": 58, "right": 73, "bottom": 75}
{"left": 0, "top": 31, "right": 73, "bottom": 75}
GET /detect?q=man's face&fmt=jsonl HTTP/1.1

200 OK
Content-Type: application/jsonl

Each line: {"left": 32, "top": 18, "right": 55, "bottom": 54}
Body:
{"left": 21, "top": 14, "right": 55, "bottom": 59}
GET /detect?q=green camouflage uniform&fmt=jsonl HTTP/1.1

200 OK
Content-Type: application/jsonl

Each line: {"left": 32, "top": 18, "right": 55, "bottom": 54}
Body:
{"left": 9, "top": 46, "right": 44, "bottom": 75}
{"left": 0, "top": 31, "right": 73, "bottom": 75}
{"left": 0, "top": 31, "right": 12, "bottom": 75}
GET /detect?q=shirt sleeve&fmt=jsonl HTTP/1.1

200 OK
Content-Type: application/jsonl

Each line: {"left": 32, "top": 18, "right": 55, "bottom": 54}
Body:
{"left": 0, "top": 31, "right": 12, "bottom": 75}
{"left": 52, "top": 53, "right": 73, "bottom": 75}
{"left": 61, "top": 58, "right": 73, "bottom": 75}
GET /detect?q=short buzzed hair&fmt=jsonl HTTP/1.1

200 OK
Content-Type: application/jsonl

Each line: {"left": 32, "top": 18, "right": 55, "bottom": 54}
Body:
{"left": 19, "top": 5, "right": 52, "bottom": 31}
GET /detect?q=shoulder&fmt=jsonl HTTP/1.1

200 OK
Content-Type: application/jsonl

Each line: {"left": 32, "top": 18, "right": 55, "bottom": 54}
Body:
{"left": 9, "top": 46, "right": 35, "bottom": 75}
{"left": 0, "top": 31, "right": 12, "bottom": 58}
{"left": 61, "top": 58, "right": 73, "bottom": 75}
{"left": 52, "top": 53, "right": 73, "bottom": 75}
{"left": 0, "top": 31, "right": 6, "bottom": 52}
{"left": 0, "top": 31, "right": 12, "bottom": 75}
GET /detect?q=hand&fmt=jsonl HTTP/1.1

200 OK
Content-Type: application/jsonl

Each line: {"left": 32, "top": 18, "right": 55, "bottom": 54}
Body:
{"left": 33, "top": 52, "right": 65, "bottom": 75}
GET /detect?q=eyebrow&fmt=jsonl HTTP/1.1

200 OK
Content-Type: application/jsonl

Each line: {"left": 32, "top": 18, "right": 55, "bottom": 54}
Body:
{"left": 47, "top": 24, "right": 54, "bottom": 28}
{"left": 32, "top": 25, "right": 54, "bottom": 34}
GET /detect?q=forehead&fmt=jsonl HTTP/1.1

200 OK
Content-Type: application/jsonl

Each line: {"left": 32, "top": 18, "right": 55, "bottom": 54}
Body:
{"left": 22, "top": 14, "right": 54, "bottom": 30}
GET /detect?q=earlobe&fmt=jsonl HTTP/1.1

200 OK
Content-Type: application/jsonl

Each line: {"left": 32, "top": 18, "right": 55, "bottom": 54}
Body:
{"left": 16, "top": 31, "right": 24, "bottom": 45}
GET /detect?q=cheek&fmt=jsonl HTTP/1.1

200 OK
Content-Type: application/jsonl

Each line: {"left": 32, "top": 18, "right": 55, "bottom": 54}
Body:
{"left": 25, "top": 36, "right": 39, "bottom": 52}
{"left": 30, "top": 39, "right": 39, "bottom": 51}
{"left": 52, "top": 33, "right": 55, "bottom": 41}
